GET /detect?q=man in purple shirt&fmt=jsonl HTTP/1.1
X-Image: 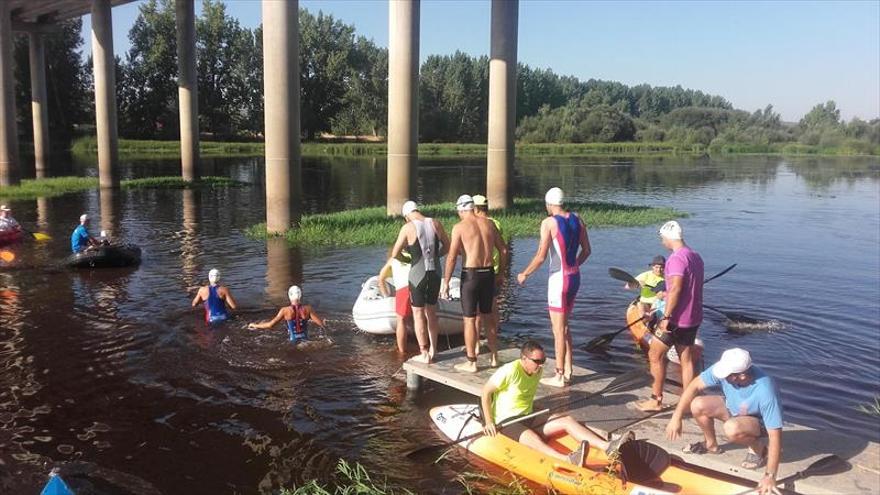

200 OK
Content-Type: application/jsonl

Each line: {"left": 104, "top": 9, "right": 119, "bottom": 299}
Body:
{"left": 637, "top": 220, "right": 704, "bottom": 412}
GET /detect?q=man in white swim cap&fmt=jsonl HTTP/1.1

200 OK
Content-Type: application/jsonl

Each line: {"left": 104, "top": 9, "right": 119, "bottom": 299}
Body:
{"left": 248, "top": 285, "right": 326, "bottom": 344}
{"left": 442, "top": 193, "right": 508, "bottom": 372}
{"left": 636, "top": 220, "right": 704, "bottom": 413}
{"left": 70, "top": 213, "right": 99, "bottom": 253}
{"left": 388, "top": 199, "right": 450, "bottom": 364}
{"left": 191, "top": 268, "right": 238, "bottom": 324}
{"left": 517, "top": 187, "right": 591, "bottom": 387}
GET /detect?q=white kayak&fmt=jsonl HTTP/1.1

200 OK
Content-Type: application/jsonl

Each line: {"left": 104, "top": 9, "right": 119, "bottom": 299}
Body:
{"left": 352, "top": 276, "right": 464, "bottom": 335}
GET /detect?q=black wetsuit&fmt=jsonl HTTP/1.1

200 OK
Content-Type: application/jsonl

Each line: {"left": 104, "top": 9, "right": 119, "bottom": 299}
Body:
{"left": 407, "top": 218, "right": 441, "bottom": 307}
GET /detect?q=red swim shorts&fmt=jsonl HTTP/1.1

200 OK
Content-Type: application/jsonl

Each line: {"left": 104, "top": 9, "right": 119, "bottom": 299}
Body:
{"left": 395, "top": 286, "right": 412, "bottom": 318}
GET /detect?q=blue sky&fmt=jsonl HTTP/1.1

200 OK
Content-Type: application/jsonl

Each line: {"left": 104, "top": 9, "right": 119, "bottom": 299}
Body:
{"left": 80, "top": 0, "right": 880, "bottom": 122}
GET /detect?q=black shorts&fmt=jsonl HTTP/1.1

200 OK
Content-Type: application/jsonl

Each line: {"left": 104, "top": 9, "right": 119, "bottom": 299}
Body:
{"left": 409, "top": 271, "right": 440, "bottom": 307}
{"left": 499, "top": 409, "right": 549, "bottom": 441}
{"left": 460, "top": 267, "right": 495, "bottom": 317}
{"left": 655, "top": 323, "right": 699, "bottom": 347}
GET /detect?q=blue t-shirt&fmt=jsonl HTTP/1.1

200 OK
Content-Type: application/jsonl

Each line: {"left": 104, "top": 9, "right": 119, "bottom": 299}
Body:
{"left": 700, "top": 364, "right": 783, "bottom": 430}
{"left": 71, "top": 225, "right": 90, "bottom": 253}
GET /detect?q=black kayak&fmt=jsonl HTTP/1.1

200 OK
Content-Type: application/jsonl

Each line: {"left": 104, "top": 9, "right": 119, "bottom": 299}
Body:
{"left": 63, "top": 244, "right": 142, "bottom": 268}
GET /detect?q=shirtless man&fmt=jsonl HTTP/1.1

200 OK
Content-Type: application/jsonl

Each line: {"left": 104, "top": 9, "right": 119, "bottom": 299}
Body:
{"left": 517, "top": 188, "right": 591, "bottom": 387}
{"left": 248, "top": 285, "right": 326, "bottom": 344}
{"left": 191, "top": 268, "right": 238, "bottom": 324}
{"left": 388, "top": 200, "right": 450, "bottom": 364}
{"left": 441, "top": 194, "right": 508, "bottom": 372}
{"left": 472, "top": 194, "right": 506, "bottom": 347}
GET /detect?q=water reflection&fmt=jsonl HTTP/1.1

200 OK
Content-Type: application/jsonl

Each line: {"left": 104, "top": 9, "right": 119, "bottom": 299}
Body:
{"left": 265, "top": 238, "right": 303, "bottom": 305}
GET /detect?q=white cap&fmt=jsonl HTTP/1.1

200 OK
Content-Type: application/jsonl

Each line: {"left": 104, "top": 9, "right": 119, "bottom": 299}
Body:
{"left": 288, "top": 285, "right": 302, "bottom": 302}
{"left": 659, "top": 220, "right": 683, "bottom": 240}
{"left": 401, "top": 200, "right": 418, "bottom": 217}
{"left": 0, "top": 204, "right": 9, "bottom": 211}
{"left": 80, "top": 214, "right": 89, "bottom": 223}
{"left": 545, "top": 187, "right": 564, "bottom": 206}
{"left": 208, "top": 268, "right": 220, "bottom": 284}
{"left": 712, "top": 348, "right": 752, "bottom": 379}
{"left": 456, "top": 194, "right": 474, "bottom": 211}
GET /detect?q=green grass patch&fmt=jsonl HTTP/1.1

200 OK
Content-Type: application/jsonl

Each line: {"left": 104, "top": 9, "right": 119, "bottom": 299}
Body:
{"left": 280, "top": 459, "right": 412, "bottom": 495}
{"left": 246, "top": 198, "right": 685, "bottom": 248}
{"left": 0, "top": 176, "right": 244, "bottom": 200}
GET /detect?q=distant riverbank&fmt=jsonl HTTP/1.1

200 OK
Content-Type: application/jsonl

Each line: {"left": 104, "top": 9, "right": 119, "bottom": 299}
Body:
{"left": 0, "top": 176, "right": 243, "bottom": 201}
{"left": 69, "top": 137, "right": 879, "bottom": 159}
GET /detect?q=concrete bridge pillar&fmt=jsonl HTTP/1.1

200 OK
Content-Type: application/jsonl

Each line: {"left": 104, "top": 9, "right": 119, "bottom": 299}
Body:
{"left": 91, "top": 0, "right": 120, "bottom": 189}
{"left": 29, "top": 32, "right": 49, "bottom": 179}
{"left": 176, "top": 0, "right": 199, "bottom": 182}
{"left": 487, "top": 0, "right": 518, "bottom": 209}
{"left": 387, "top": 0, "right": 419, "bottom": 216}
{"left": 0, "top": 1, "right": 20, "bottom": 187}
{"left": 262, "top": 0, "right": 302, "bottom": 233}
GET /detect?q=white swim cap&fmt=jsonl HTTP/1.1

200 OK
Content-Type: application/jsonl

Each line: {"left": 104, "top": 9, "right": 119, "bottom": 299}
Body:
{"left": 456, "top": 194, "right": 474, "bottom": 211}
{"left": 80, "top": 214, "right": 89, "bottom": 223}
{"left": 208, "top": 268, "right": 220, "bottom": 284}
{"left": 545, "top": 187, "right": 564, "bottom": 206}
{"left": 288, "top": 285, "right": 302, "bottom": 302}
{"left": 401, "top": 200, "right": 418, "bottom": 217}
{"left": 659, "top": 220, "right": 683, "bottom": 241}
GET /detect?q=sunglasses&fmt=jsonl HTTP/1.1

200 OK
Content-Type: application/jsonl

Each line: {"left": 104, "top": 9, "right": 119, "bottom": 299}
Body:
{"left": 523, "top": 355, "right": 546, "bottom": 365}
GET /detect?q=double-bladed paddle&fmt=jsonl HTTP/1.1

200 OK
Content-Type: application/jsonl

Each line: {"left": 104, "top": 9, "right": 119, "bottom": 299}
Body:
{"left": 731, "top": 454, "right": 850, "bottom": 495}
{"left": 585, "top": 264, "right": 737, "bottom": 352}
{"left": 21, "top": 227, "right": 51, "bottom": 242}
{"left": 405, "top": 368, "right": 651, "bottom": 459}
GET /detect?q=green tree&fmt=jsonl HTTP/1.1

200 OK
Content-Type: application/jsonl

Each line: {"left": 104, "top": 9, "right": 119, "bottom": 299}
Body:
{"left": 800, "top": 101, "right": 841, "bottom": 130}
{"left": 332, "top": 37, "right": 387, "bottom": 137}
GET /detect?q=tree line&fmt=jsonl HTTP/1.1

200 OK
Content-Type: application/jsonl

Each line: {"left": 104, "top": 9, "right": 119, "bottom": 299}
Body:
{"left": 10, "top": 0, "right": 879, "bottom": 153}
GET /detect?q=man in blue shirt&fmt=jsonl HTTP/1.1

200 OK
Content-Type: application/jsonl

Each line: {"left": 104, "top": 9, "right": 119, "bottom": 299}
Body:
{"left": 666, "top": 348, "right": 783, "bottom": 495}
{"left": 70, "top": 214, "right": 98, "bottom": 253}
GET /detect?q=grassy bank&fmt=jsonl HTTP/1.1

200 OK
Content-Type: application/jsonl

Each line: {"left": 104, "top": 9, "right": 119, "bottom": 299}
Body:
{"left": 0, "top": 176, "right": 244, "bottom": 201}
{"left": 71, "top": 136, "right": 879, "bottom": 159}
{"left": 246, "top": 198, "right": 685, "bottom": 248}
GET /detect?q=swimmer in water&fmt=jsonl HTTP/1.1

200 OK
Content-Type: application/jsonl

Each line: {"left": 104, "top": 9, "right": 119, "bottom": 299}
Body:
{"left": 248, "top": 285, "right": 326, "bottom": 344}
{"left": 191, "top": 268, "right": 238, "bottom": 324}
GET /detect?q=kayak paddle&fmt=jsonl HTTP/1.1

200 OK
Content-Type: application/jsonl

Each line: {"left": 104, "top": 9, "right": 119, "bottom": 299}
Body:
{"left": 731, "top": 454, "right": 850, "bottom": 495}
{"left": 21, "top": 227, "right": 51, "bottom": 242}
{"left": 588, "top": 264, "right": 737, "bottom": 351}
{"left": 405, "top": 368, "right": 651, "bottom": 458}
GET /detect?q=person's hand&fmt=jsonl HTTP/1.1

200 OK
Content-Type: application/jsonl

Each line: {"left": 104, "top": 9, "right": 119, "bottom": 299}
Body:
{"left": 658, "top": 318, "right": 670, "bottom": 332}
{"left": 665, "top": 418, "right": 682, "bottom": 440}
{"left": 378, "top": 280, "right": 389, "bottom": 297}
{"left": 483, "top": 421, "right": 497, "bottom": 437}
{"left": 247, "top": 323, "right": 258, "bottom": 330}
{"left": 439, "top": 279, "right": 449, "bottom": 300}
{"left": 757, "top": 474, "right": 781, "bottom": 495}
{"left": 516, "top": 272, "right": 527, "bottom": 286}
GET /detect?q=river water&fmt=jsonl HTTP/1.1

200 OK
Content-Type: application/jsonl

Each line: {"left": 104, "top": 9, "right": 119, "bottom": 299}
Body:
{"left": 0, "top": 154, "right": 877, "bottom": 494}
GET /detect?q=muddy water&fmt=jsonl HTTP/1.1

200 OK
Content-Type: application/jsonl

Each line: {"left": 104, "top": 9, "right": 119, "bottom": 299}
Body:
{"left": 0, "top": 155, "right": 877, "bottom": 493}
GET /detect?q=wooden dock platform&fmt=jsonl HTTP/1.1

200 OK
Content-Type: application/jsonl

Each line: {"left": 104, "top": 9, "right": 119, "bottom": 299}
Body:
{"left": 403, "top": 345, "right": 880, "bottom": 495}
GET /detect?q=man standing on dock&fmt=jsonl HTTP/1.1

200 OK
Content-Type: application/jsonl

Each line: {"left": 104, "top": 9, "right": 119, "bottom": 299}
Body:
{"left": 442, "top": 194, "right": 508, "bottom": 372}
{"left": 637, "top": 220, "right": 703, "bottom": 412}
{"left": 389, "top": 201, "right": 449, "bottom": 364}
{"left": 517, "top": 187, "right": 591, "bottom": 387}
{"left": 666, "top": 348, "right": 783, "bottom": 495}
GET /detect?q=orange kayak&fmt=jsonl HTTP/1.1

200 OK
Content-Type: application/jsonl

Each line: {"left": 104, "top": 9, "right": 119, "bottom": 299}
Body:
{"left": 430, "top": 404, "right": 750, "bottom": 494}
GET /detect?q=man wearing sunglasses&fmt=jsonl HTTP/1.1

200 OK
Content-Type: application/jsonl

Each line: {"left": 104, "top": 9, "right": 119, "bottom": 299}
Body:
{"left": 665, "top": 348, "right": 784, "bottom": 495}
{"left": 480, "top": 341, "right": 633, "bottom": 467}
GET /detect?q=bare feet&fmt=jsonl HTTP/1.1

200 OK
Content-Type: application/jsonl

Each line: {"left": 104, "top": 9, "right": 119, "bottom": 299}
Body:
{"left": 635, "top": 397, "right": 666, "bottom": 412}
{"left": 454, "top": 360, "right": 478, "bottom": 373}
{"left": 540, "top": 373, "right": 566, "bottom": 388}
{"left": 412, "top": 352, "right": 432, "bottom": 364}
{"left": 490, "top": 353, "right": 498, "bottom": 368}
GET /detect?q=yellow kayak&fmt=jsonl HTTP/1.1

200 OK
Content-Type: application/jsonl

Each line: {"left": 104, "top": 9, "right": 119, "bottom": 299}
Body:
{"left": 430, "top": 404, "right": 750, "bottom": 494}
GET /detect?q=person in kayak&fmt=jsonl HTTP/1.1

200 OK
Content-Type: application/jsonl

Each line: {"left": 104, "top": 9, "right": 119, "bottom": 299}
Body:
{"left": 378, "top": 250, "right": 413, "bottom": 354}
{"left": 70, "top": 214, "right": 99, "bottom": 253}
{"left": 388, "top": 200, "right": 450, "bottom": 364}
{"left": 248, "top": 285, "right": 326, "bottom": 344}
{"left": 191, "top": 268, "right": 237, "bottom": 324}
{"left": 481, "top": 340, "right": 634, "bottom": 467}
{"left": 517, "top": 187, "right": 591, "bottom": 387}
{"left": 0, "top": 205, "right": 20, "bottom": 232}
{"left": 637, "top": 220, "right": 704, "bottom": 412}
{"left": 441, "top": 194, "right": 508, "bottom": 372}
{"left": 626, "top": 255, "right": 666, "bottom": 316}
{"left": 666, "top": 348, "right": 784, "bottom": 495}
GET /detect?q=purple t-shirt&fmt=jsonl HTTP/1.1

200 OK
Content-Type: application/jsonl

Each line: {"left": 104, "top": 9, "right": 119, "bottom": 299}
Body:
{"left": 664, "top": 245, "right": 704, "bottom": 328}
